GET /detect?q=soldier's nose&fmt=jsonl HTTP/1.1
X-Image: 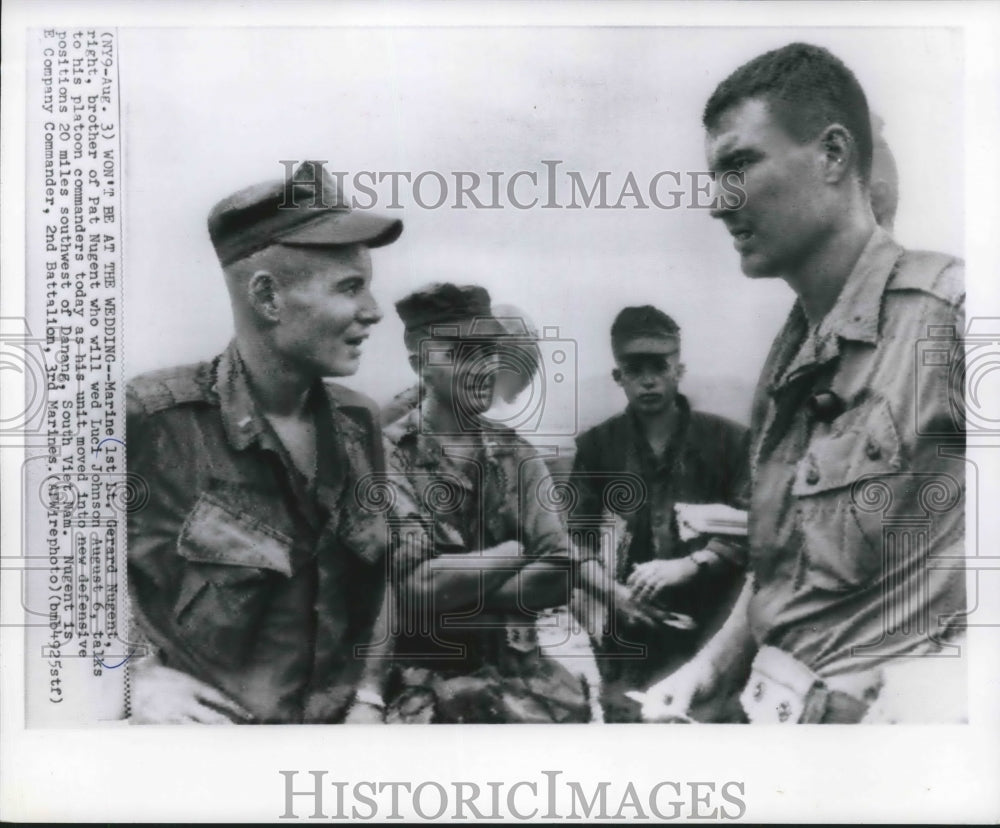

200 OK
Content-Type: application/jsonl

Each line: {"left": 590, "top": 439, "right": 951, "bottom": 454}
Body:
{"left": 709, "top": 172, "right": 744, "bottom": 220}
{"left": 358, "top": 295, "right": 383, "bottom": 325}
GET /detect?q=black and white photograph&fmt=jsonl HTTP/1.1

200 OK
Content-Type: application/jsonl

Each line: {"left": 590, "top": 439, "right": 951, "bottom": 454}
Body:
{"left": 2, "top": 1, "right": 999, "bottom": 823}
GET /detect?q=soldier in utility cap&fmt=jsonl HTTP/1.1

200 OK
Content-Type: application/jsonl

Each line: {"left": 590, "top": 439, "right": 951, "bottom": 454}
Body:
{"left": 572, "top": 305, "right": 748, "bottom": 721}
{"left": 375, "top": 282, "right": 602, "bottom": 723}
{"left": 127, "top": 160, "right": 402, "bottom": 724}
{"left": 380, "top": 296, "right": 543, "bottom": 427}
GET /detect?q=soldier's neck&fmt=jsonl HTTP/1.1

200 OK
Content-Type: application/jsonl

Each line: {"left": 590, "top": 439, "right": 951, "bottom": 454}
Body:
{"left": 785, "top": 214, "right": 876, "bottom": 327}
{"left": 235, "top": 337, "right": 313, "bottom": 419}
{"left": 635, "top": 399, "right": 679, "bottom": 453}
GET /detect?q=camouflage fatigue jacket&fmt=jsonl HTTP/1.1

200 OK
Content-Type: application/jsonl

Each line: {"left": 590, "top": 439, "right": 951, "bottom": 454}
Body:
{"left": 127, "top": 341, "right": 388, "bottom": 723}
{"left": 382, "top": 407, "right": 576, "bottom": 670}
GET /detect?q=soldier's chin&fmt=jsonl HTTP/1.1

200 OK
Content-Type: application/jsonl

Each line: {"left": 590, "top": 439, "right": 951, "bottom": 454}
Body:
{"left": 325, "top": 352, "right": 362, "bottom": 378}
{"left": 739, "top": 253, "right": 780, "bottom": 279}
{"left": 634, "top": 395, "right": 666, "bottom": 412}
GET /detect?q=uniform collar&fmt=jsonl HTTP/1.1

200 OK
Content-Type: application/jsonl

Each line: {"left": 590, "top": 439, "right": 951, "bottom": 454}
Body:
{"left": 391, "top": 400, "right": 518, "bottom": 470}
{"left": 626, "top": 393, "right": 690, "bottom": 439}
{"left": 817, "top": 226, "right": 903, "bottom": 346}
{"left": 769, "top": 227, "right": 903, "bottom": 391}
{"left": 214, "top": 340, "right": 350, "bottom": 454}
{"left": 625, "top": 393, "right": 691, "bottom": 468}
{"left": 215, "top": 341, "right": 268, "bottom": 452}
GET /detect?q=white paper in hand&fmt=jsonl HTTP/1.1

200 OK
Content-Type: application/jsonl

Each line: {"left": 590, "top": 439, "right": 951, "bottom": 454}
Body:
{"left": 674, "top": 503, "right": 748, "bottom": 541}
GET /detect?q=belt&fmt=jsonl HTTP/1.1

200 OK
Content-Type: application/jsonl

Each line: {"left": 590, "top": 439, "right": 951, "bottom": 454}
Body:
{"left": 740, "top": 646, "right": 872, "bottom": 724}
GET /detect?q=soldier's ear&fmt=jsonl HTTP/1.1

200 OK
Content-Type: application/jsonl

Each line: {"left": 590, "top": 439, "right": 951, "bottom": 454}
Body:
{"left": 407, "top": 352, "right": 420, "bottom": 374}
{"left": 612, "top": 367, "right": 623, "bottom": 385}
{"left": 676, "top": 362, "right": 686, "bottom": 381}
{"left": 819, "top": 124, "right": 854, "bottom": 184}
{"left": 247, "top": 270, "right": 281, "bottom": 322}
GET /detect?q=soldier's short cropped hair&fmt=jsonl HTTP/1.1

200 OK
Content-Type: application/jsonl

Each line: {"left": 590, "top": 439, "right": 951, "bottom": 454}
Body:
{"left": 703, "top": 42, "right": 873, "bottom": 184}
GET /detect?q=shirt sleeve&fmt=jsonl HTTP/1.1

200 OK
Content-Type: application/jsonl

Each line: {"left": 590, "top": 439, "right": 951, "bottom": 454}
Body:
{"left": 668, "top": 415, "right": 749, "bottom": 572}
{"left": 702, "top": 421, "right": 751, "bottom": 570}
{"left": 516, "top": 452, "right": 573, "bottom": 560}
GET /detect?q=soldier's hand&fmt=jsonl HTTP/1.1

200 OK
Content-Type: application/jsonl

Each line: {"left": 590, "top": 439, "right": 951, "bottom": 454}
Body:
{"left": 611, "top": 582, "right": 665, "bottom": 630}
{"left": 641, "top": 656, "right": 719, "bottom": 723}
{"left": 130, "top": 660, "right": 254, "bottom": 724}
{"left": 627, "top": 558, "right": 697, "bottom": 603}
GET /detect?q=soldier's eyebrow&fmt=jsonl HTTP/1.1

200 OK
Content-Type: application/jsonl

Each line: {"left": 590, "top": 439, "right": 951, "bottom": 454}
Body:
{"left": 710, "top": 145, "right": 760, "bottom": 174}
{"left": 334, "top": 273, "right": 367, "bottom": 291}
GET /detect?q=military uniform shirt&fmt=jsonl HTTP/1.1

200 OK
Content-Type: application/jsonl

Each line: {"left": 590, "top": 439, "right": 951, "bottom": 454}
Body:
{"left": 381, "top": 407, "right": 586, "bottom": 670}
{"left": 127, "top": 342, "right": 388, "bottom": 723}
{"left": 572, "top": 396, "right": 749, "bottom": 614}
{"left": 747, "top": 228, "right": 966, "bottom": 678}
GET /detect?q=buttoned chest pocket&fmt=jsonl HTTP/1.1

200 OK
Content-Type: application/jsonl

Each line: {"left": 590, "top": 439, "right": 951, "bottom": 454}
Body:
{"left": 174, "top": 486, "right": 295, "bottom": 670}
{"left": 791, "top": 396, "right": 902, "bottom": 592}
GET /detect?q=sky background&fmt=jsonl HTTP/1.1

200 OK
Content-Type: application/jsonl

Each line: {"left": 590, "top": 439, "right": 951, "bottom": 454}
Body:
{"left": 120, "top": 26, "right": 963, "bottom": 443}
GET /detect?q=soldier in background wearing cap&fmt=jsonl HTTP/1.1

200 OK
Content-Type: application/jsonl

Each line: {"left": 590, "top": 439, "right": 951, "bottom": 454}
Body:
{"left": 377, "top": 282, "right": 598, "bottom": 723}
{"left": 379, "top": 301, "right": 543, "bottom": 427}
{"left": 126, "top": 161, "right": 402, "bottom": 723}
{"left": 571, "top": 306, "right": 749, "bottom": 722}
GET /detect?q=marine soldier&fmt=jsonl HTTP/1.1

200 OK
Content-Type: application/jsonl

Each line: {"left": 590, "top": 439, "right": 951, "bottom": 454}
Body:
{"left": 379, "top": 301, "right": 542, "bottom": 427}
{"left": 572, "top": 306, "right": 748, "bottom": 721}
{"left": 644, "top": 43, "right": 966, "bottom": 724}
{"left": 127, "top": 161, "right": 403, "bottom": 723}
{"left": 378, "top": 283, "right": 594, "bottom": 723}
